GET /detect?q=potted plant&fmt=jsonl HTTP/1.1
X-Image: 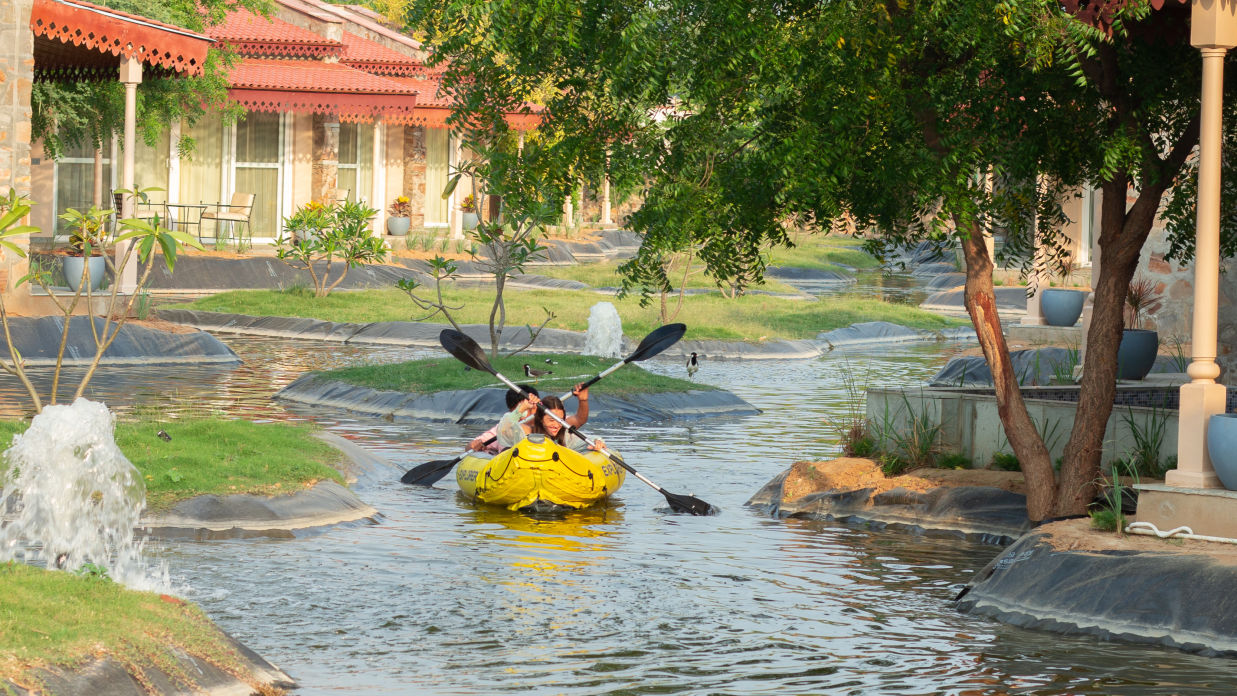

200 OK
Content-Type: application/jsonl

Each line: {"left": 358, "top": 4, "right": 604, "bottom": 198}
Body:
{"left": 284, "top": 200, "right": 331, "bottom": 245}
{"left": 1117, "top": 274, "right": 1161, "bottom": 380}
{"left": 460, "top": 194, "right": 479, "bottom": 231}
{"left": 387, "top": 195, "right": 412, "bottom": 236}
{"left": 58, "top": 206, "right": 111, "bottom": 292}
{"left": 1039, "top": 259, "right": 1089, "bottom": 327}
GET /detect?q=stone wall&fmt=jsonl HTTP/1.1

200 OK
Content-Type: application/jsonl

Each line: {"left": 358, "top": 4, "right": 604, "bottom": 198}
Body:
{"left": 1141, "top": 217, "right": 1236, "bottom": 384}
{"left": 402, "top": 125, "right": 427, "bottom": 227}
{"left": 1, "top": 0, "right": 34, "bottom": 309}
{"left": 311, "top": 114, "right": 339, "bottom": 204}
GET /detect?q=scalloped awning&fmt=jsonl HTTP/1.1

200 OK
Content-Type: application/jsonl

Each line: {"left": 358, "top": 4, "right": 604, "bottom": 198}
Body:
{"left": 227, "top": 57, "right": 419, "bottom": 123}
{"left": 30, "top": 0, "right": 213, "bottom": 76}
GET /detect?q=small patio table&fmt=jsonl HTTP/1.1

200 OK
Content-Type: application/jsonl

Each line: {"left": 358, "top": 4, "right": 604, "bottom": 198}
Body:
{"left": 165, "top": 203, "right": 208, "bottom": 241}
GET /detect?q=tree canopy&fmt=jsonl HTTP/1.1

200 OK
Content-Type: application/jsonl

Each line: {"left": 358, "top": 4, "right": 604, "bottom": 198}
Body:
{"left": 412, "top": 0, "right": 1220, "bottom": 517}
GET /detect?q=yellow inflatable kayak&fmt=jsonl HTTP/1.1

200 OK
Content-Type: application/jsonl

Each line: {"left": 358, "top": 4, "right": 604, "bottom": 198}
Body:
{"left": 456, "top": 434, "right": 626, "bottom": 511}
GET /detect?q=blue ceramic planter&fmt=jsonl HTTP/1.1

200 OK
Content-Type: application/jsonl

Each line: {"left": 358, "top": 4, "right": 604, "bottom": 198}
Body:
{"left": 1040, "top": 288, "right": 1087, "bottom": 327}
{"left": 1207, "top": 413, "right": 1237, "bottom": 490}
{"left": 1117, "top": 329, "right": 1158, "bottom": 381}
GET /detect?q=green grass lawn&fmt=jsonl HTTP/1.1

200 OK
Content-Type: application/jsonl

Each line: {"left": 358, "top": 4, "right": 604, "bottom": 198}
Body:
{"left": 765, "top": 234, "right": 883, "bottom": 271}
{"left": 0, "top": 562, "right": 258, "bottom": 692}
{"left": 323, "top": 353, "right": 711, "bottom": 395}
{"left": 0, "top": 416, "right": 346, "bottom": 512}
{"left": 174, "top": 286, "right": 965, "bottom": 341}
{"left": 534, "top": 262, "right": 801, "bottom": 294}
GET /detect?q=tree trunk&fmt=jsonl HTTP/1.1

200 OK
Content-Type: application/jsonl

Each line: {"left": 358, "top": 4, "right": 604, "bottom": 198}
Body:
{"left": 1054, "top": 178, "right": 1163, "bottom": 515}
{"left": 957, "top": 217, "right": 1057, "bottom": 521}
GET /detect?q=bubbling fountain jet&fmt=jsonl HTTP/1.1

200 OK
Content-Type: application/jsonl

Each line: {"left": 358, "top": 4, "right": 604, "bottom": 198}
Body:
{"left": 584, "top": 302, "right": 623, "bottom": 358}
{"left": 0, "top": 398, "right": 168, "bottom": 591}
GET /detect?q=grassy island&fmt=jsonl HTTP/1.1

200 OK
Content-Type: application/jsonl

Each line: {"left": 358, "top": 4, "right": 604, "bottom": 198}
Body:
{"left": 322, "top": 353, "right": 711, "bottom": 395}
{"left": 0, "top": 562, "right": 266, "bottom": 694}
{"left": 0, "top": 416, "right": 346, "bottom": 513}
{"left": 174, "top": 287, "right": 964, "bottom": 341}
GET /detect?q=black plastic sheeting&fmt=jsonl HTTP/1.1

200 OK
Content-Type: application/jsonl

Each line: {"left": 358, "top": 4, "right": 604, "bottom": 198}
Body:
{"left": 818, "top": 321, "right": 976, "bottom": 349}
{"left": 956, "top": 524, "right": 1237, "bottom": 655}
{"left": 274, "top": 375, "right": 759, "bottom": 424}
{"left": 2, "top": 636, "right": 293, "bottom": 695}
{"left": 0, "top": 316, "right": 239, "bottom": 366}
{"left": 144, "top": 255, "right": 429, "bottom": 291}
{"left": 144, "top": 480, "right": 375, "bottom": 536}
{"left": 924, "top": 272, "right": 966, "bottom": 290}
{"left": 931, "top": 347, "right": 1180, "bottom": 387}
{"left": 747, "top": 470, "right": 1030, "bottom": 544}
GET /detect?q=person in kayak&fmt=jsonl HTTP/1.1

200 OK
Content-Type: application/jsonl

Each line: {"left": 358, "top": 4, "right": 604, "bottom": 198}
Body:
{"left": 471, "top": 383, "right": 591, "bottom": 452}
{"left": 530, "top": 395, "right": 605, "bottom": 453}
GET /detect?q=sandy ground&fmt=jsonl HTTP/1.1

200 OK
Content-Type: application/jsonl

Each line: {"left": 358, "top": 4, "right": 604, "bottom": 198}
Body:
{"left": 1039, "top": 517, "right": 1237, "bottom": 561}
{"left": 780, "top": 457, "right": 1027, "bottom": 502}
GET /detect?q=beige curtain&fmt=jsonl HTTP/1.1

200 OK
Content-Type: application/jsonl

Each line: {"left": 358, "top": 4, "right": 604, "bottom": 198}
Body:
{"left": 338, "top": 122, "right": 358, "bottom": 202}
{"left": 424, "top": 127, "right": 449, "bottom": 226}
{"left": 233, "top": 112, "right": 281, "bottom": 238}
{"left": 179, "top": 113, "right": 223, "bottom": 209}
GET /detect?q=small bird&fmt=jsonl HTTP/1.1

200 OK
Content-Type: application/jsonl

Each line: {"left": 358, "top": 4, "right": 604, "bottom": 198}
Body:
{"left": 157, "top": 429, "right": 172, "bottom": 442}
{"left": 545, "top": 358, "right": 558, "bottom": 365}
{"left": 524, "top": 363, "right": 553, "bottom": 381}
{"left": 686, "top": 352, "right": 700, "bottom": 379}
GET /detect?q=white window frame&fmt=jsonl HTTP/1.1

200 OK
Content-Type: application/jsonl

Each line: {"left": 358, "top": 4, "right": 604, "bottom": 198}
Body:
{"left": 226, "top": 112, "right": 286, "bottom": 242}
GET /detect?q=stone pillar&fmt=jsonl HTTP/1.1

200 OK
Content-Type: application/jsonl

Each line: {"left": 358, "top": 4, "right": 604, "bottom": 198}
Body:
{"left": 313, "top": 114, "right": 340, "bottom": 204}
{"left": 0, "top": 0, "right": 33, "bottom": 312}
{"left": 403, "top": 125, "right": 427, "bottom": 228}
{"left": 1169, "top": 2, "right": 1237, "bottom": 489}
{"left": 167, "top": 120, "right": 181, "bottom": 206}
{"left": 117, "top": 57, "right": 141, "bottom": 293}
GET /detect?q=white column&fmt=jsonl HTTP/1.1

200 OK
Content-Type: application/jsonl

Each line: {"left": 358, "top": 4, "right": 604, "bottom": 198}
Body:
{"left": 167, "top": 120, "right": 181, "bottom": 207}
{"left": 117, "top": 57, "right": 141, "bottom": 293}
{"left": 372, "top": 121, "right": 386, "bottom": 237}
{"left": 1170, "top": 39, "right": 1231, "bottom": 489}
{"left": 602, "top": 175, "right": 612, "bottom": 225}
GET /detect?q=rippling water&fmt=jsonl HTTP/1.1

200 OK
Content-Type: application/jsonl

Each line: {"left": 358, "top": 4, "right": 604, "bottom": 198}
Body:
{"left": 3, "top": 336, "right": 1235, "bottom": 694}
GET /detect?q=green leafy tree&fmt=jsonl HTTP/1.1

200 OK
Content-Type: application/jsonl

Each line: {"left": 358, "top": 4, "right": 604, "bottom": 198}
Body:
{"left": 275, "top": 200, "right": 389, "bottom": 297}
{"left": 408, "top": 0, "right": 1217, "bottom": 518}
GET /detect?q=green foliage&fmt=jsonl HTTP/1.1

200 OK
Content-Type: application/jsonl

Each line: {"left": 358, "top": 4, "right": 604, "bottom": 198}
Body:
{"left": 275, "top": 200, "right": 388, "bottom": 297}
{"left": 937, "top": 452, "right": 971, "bottom": 470}
{"left": 59, "top": 206, "right": 113, "bottom": 257}
{"left": 73, "top": 563, "right": 112, "bottom": 582}
{"left": 871, "top": 391, "right": 942, "bottom": 472}
{"left": 1089, "top": 507, "right": 1122, "bottom": 532}
{"left": 1121, "top": 402, "right": 1172, "bottom": 479}
{"left": 991, "top": 452, "right": 1021, "bottom": 472}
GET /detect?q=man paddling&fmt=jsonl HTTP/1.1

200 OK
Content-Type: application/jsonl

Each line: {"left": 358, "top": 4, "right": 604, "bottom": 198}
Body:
{"left": 468, "top": 383, "right": 590, "bottom": 453}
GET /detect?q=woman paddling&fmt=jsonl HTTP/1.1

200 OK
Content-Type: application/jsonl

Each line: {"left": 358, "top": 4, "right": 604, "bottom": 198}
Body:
{"left": 530, "top": 395, "right": 605, "bottom": 453}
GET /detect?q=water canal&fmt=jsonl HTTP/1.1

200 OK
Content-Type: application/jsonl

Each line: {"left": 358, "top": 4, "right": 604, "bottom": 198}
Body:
{"left": 4, "top": 335, "right": 1236, "bottom": 694}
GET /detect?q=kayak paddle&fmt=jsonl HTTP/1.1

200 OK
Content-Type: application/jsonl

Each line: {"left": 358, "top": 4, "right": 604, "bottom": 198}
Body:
{"left": 400, "top": 323, "right": 687, "bottom": 487}
{"left": 438, "top": 328, "right": 716, "bottom": 515}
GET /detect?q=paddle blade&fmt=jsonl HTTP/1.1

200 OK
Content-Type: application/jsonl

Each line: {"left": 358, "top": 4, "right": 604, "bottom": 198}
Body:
{"left": 401, "top": 456, "right": 462, "bottom": 486}
{"left": 440, "top": 329, "right": 495, "bottom": 375}
{"left": 628, "top": 323, "right": 687, "bottom": 363}
{"left": 662, "top": 491, "right": 718, "bottom": 516}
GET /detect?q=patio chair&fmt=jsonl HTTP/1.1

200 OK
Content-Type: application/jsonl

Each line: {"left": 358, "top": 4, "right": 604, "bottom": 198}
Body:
{"left": 201, "top": 192, "right": 255, "bottom": 247}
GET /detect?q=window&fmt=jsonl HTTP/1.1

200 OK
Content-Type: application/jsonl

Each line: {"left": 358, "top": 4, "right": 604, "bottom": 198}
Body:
{"left": 424, "top": 128, "right": 449, "bottom": 226}
{"left": 53, "top": 139, "right": 112, "bottom": 237}
{"left": 232, "top": 112, "right": 282, "bottom": 237}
